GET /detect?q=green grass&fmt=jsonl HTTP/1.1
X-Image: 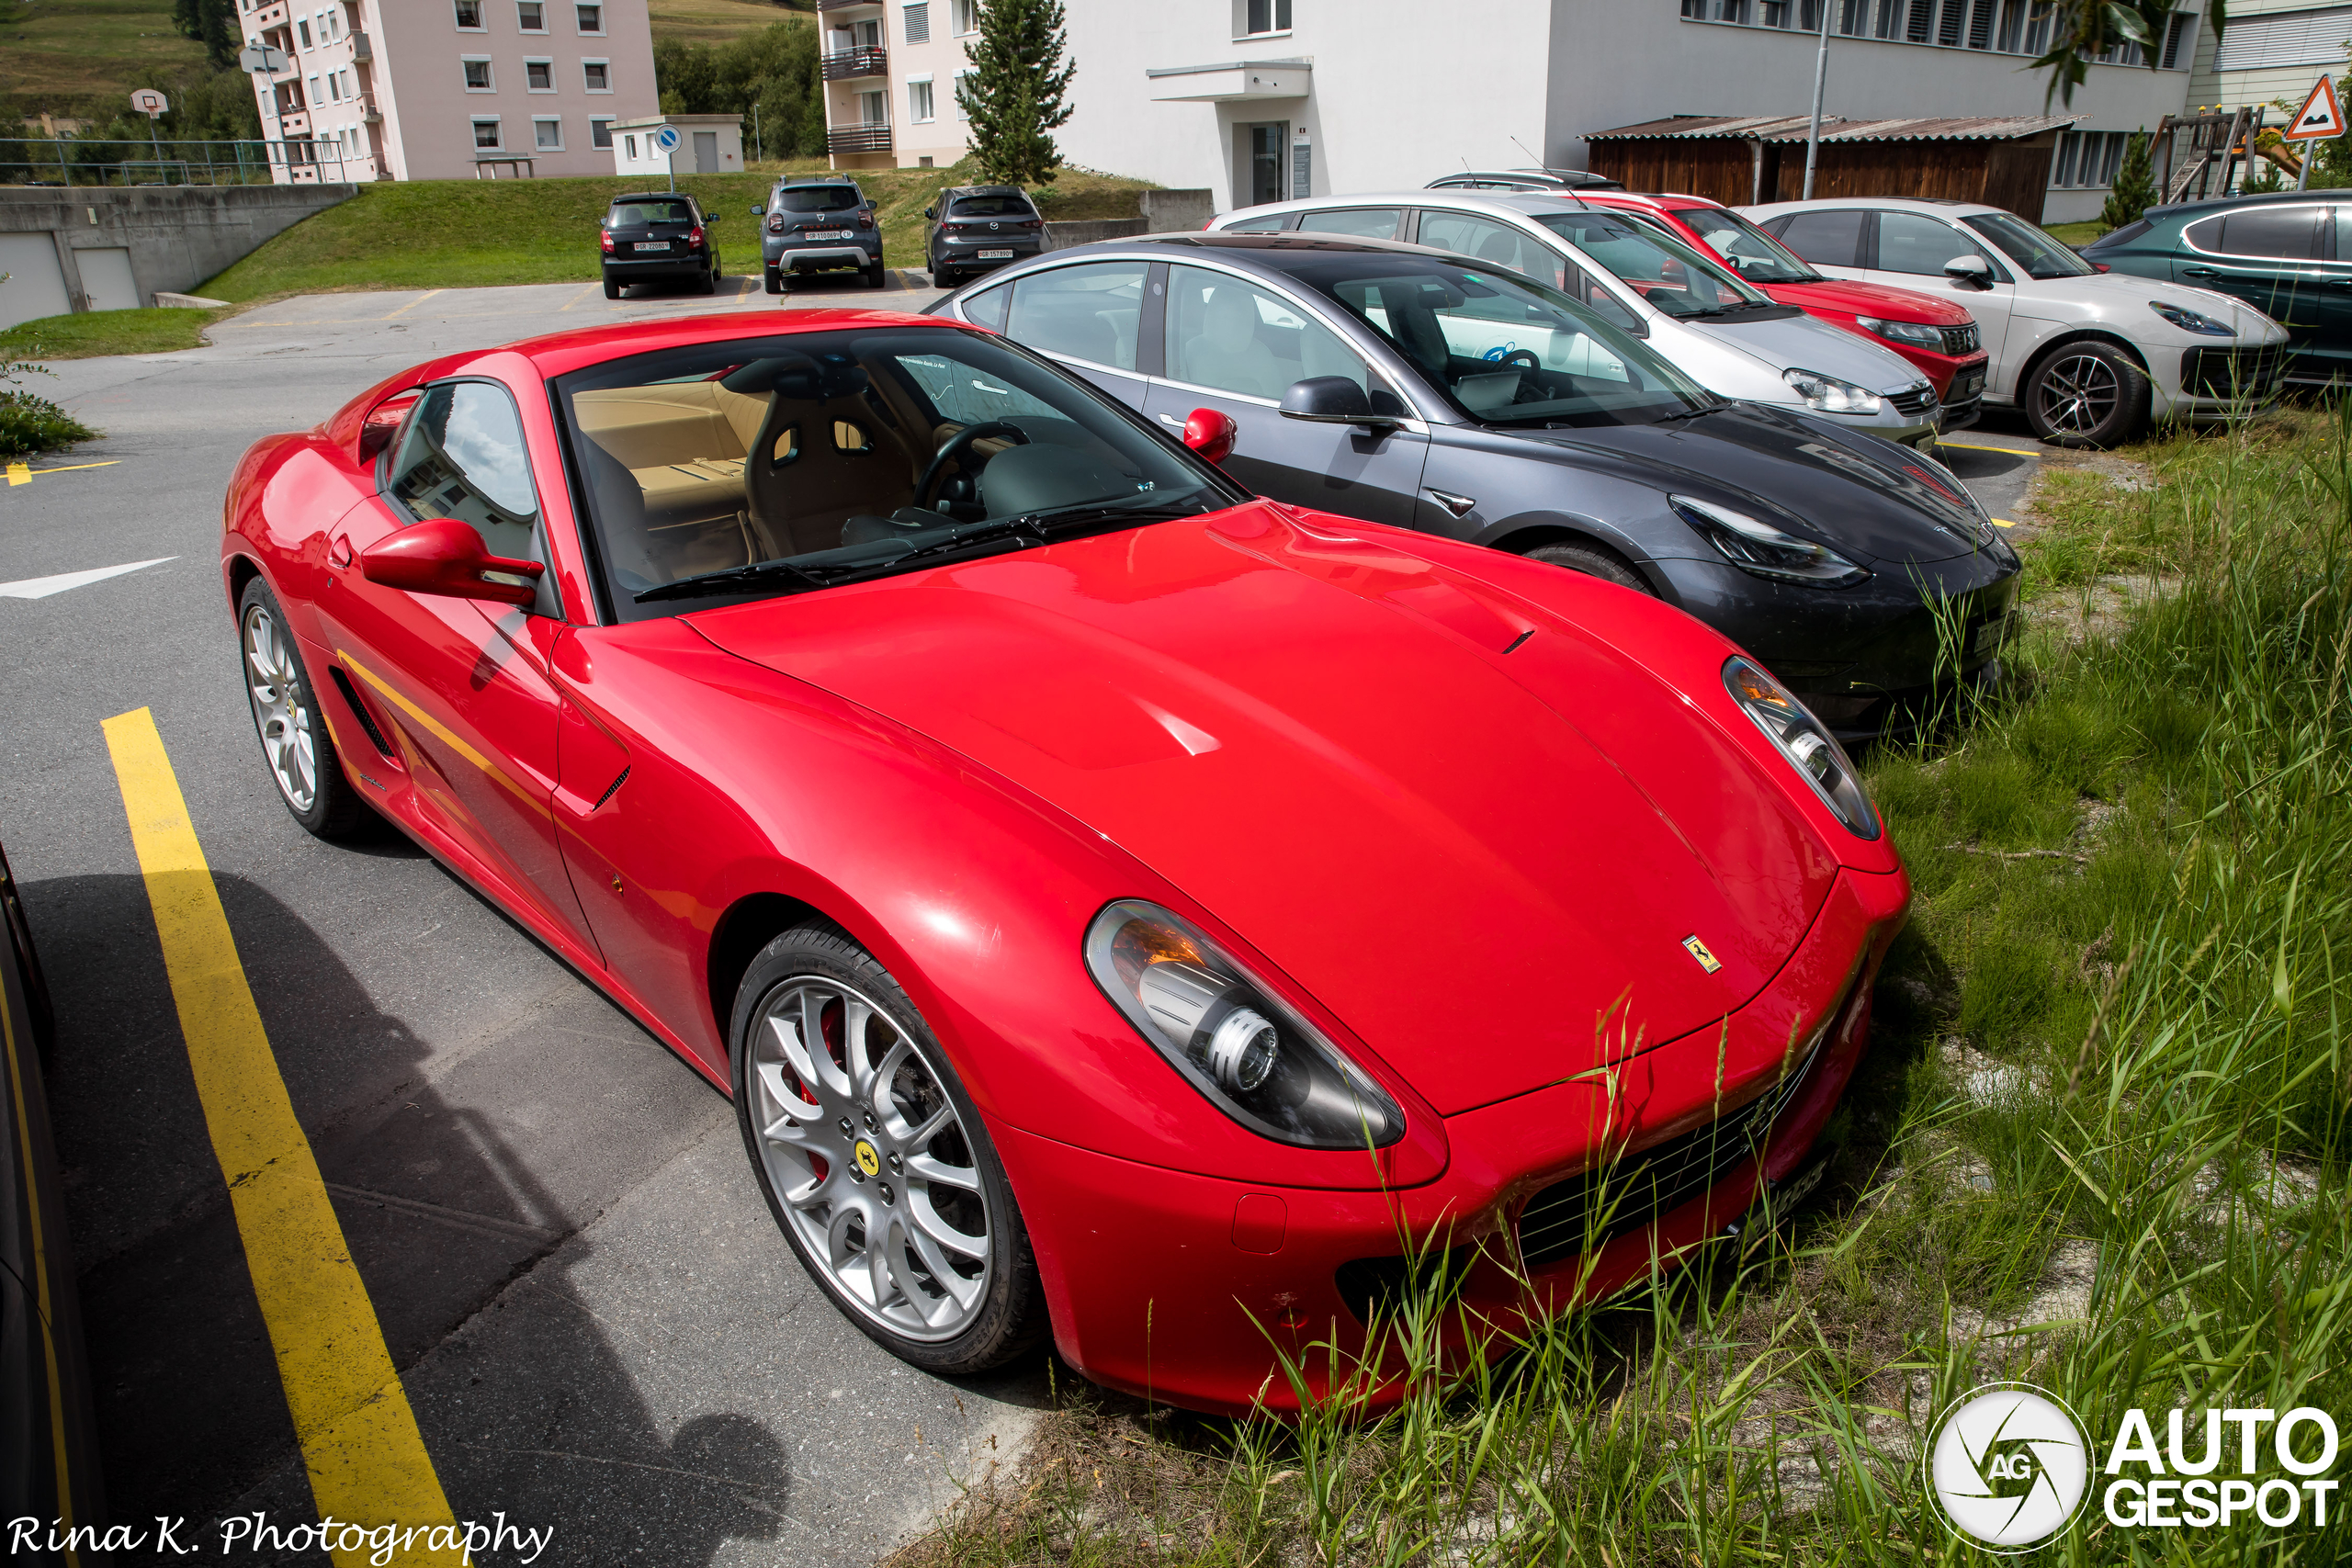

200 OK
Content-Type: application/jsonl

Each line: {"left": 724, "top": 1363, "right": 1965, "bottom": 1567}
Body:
{"left": 197, "top": 161, "right": 1156, "bottom": 299}
{"left": 893, "top": 411, "right": 2352, "bottom": 1564}
{"left": 0, "top": 305, "right": 220, "bottom": 358}
{"left": 645, "top": 0, "right": 813, "bottom": 44}
{"left": 2045, "top": 219, "right": 2108, "bottom": 246}
{"left": 0, "top": 0, "right": 203, "bottom": 105}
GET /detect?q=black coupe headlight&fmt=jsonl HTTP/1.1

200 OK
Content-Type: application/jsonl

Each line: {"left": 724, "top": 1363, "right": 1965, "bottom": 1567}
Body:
{"left": 1723, "top": 658, "right": 1881, "bottom": 840}
{"left": 1084, "top": 900, "right": 1405, "bottom": 1150}
{"left": 1673, "top": 495, "right": 1871, "bottom": 588}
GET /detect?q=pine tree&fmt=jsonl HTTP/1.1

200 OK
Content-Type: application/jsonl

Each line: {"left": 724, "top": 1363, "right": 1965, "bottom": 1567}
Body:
{"left": 955, "top": 0, "right": 1075, "bottom": 187}
{"left": 2101, "top": 129, "right": 2160, "bottom": 229}
{"left": 171, "top": 0, "right": 243, "bottom": 71}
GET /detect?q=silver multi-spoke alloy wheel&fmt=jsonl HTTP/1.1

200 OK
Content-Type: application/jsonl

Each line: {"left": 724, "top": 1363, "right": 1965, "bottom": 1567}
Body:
{"left": 243, "top": 600, "right": 317, "bottom": 812}
{"left": 747, "top": 975, "right": 991, "bottom": 1341}
{"left": 2032, "top": 351, "right": 2120, "bottom": 439}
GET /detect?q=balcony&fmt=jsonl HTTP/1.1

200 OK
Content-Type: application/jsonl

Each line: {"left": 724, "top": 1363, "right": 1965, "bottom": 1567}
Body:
{"left": 827, "top": 123, "right": 892, "bottom": 154}
{"left": 359, "top": 95, "right": 381, "bottom": 124}
{"left": 350, "top": 30, "right": 372, "bottom": 61}
{"left": 821, "top": 45, "right": 888, "bottom": 80}
{"left": 279, "top": 110, "right": 311, "bottom": 135}
{"left": 815, "top": 0, "right": 880, "bottom": 10}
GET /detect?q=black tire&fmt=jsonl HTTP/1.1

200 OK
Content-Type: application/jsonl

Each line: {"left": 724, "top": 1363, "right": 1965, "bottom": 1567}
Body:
{"left": 763, "top": 265, "right": 783, "bottom": 295}
{"left": 699, "top": 263, "right": 718, "bottom": 296}
{"left": 730, "top": 922, "right": 1048, "bottom": 1376}
{"left": 236, "top": 577, "right": 375, "bottom": 840}
{"left": 603, "top": 274, "right": 621, "bottom": 299}
{"left": 1523, "top": 539, "right": 1656, "bottom": 594}
{"left": 932, "top": 264, "right": 956, "bottom": 289}
{"left": 778, "top": 269, "right": 796, "bottom": 294}
{"left": 865, "top": 258, "right": 887, "bottom": 288}
{"left": 2023, "top": 341, "right": 2149, "bottom": 449}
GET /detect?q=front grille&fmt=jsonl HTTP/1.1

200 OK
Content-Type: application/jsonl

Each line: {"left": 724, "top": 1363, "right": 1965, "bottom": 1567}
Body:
{"left": 2181, "top": 343, "right": 2287, "bottom": 399}
{"left": 1889, "top": 386, "right": 1939, "bottom": 418}
{"left": 1516, "top": 1036, "right": 1825, "bottom": 1269}
{"left": 1941, "top": 322, "right": 1981, "bottom": 356}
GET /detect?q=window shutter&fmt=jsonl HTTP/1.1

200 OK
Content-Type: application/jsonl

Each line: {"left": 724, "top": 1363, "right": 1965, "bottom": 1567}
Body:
{"left": 2212, "top": 6, "right": 2352, "bottom": 72}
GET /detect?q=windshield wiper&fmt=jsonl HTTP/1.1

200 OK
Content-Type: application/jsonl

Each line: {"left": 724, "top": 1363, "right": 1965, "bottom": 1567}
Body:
{"left": 889, "top": 502, "right": 1202, "bottom": 565}
{"left": 634, "top": 556, "right": 845, "bottom": 604}
{"left": 1652, "top": 401, "right": 1727, "bottom": 422}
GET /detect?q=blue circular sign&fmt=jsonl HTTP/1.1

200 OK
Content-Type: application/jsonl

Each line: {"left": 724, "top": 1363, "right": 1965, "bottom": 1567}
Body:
{"left": 652, "top": 125, "right": 682, "bottom": 152}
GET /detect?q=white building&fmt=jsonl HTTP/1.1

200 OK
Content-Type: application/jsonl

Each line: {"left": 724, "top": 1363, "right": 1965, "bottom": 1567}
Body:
{"left": 820, "top": 0, "right": 2206, "bottom": 224}
{"left": 2186, "top": 0, "right": 2352, "bottom": 118}
{"left": 609, "top": 114, "right": 747, "bottom": 178}
{"left": 236, "top": 0, "right": 661, "bottom": 182}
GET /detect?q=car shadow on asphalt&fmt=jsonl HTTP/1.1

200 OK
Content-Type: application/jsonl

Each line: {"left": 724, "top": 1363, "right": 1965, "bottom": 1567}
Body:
{"left": 32, "top": 869, "right": 792, "bottom": 1564}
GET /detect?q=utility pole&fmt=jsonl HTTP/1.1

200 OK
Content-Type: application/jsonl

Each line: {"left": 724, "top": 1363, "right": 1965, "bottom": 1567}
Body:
{"left": 1803, "top": 0, "right": 1831, "bottom": 199}
{"left": 752, "top": 102, "right": 763, "bottom": 167}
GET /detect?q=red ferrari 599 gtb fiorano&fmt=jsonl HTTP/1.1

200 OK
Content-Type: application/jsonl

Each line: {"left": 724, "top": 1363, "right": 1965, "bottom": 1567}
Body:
{"left": 220, "top": 308, "right": 1908, "bottom": 1415}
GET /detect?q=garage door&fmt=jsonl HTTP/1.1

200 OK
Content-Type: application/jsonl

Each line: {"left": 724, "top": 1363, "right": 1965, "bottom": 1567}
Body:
{"left": 0, "top": 233, "right": 74, "bottom": 329}
{"left": 76, "top": 247, "right": 142, "bottom": 311}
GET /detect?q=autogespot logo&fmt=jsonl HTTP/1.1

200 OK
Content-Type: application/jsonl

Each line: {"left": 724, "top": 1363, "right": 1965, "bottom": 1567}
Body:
{"left": 1926, "top": 1382, "right": 2093, "bottom": 1551}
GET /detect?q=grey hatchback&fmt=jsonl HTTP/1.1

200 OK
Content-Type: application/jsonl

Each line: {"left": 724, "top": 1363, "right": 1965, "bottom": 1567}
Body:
{"left": 929, "top": 232, "right": 2020, "bottom": 738}
{"left": 754, "top": 176, "right": 885, "bottom": 292}
{"left": 925, "top": 185, "right": 1046, "bottom": 288}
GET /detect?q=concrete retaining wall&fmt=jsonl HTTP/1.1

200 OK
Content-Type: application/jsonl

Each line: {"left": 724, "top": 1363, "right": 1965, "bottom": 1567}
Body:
{"left": 1039, "top": 188, "right": 1214, "bottom": 253}
{"left": 0, "top": 184, "right": 354, "bottom": 328}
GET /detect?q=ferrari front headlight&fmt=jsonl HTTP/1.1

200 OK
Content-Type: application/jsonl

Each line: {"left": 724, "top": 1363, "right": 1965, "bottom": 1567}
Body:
{"left": 1084, "top": 900, "right": 1405, "bottom": 1150}
{"left": 1723, "top": 657, "right": 1881, "bottom": 840}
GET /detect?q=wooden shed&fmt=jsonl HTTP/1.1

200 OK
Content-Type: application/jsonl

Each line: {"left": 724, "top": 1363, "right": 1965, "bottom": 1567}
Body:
{"left": 1583, "top": 114, "right": 2076, "bottom": 221}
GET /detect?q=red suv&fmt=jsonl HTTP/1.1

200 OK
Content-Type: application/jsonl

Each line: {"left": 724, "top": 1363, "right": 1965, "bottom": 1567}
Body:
{"left": 1580, "top": 192, "right": 1990, "bottom": 426}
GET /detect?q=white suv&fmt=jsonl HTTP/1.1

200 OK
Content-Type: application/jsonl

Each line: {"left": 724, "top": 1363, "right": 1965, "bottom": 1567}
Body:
{"left": 1744, "top": 196, "right": 2290, "bottom": 446}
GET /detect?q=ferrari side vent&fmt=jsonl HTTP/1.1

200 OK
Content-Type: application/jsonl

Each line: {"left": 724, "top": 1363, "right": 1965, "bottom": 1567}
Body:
{"left": 328, "top": 667, "right": 394, "bottom": 756}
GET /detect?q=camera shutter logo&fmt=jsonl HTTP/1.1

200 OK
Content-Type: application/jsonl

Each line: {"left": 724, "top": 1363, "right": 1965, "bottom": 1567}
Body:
{"left": 1926, "top": 1382, "right": 2091, "bottom": 1551}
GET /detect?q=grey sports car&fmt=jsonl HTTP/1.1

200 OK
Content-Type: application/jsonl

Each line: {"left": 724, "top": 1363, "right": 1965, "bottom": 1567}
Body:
{"left": 927, "top": 231, "right": 2019, "bottom": 738}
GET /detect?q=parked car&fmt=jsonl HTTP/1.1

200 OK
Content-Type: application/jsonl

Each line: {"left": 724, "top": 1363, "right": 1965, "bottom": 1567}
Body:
{"left": 220, "top": 305, "right": 1909, "bottom": 1416}
{"left": 925, "top": 185, "right": 1046, "bottom": 288}
{"left": 1426, "top": 168, "right": 1625, "bottom": 193}
{"left": 1577, "top": 191, "right": 1990, "bottom": 418}
{"left": 933, "top": 233, "right": 2019, "bottom": 737}
{"left": 753, "top": 175, "right": 886, "bottom": 293}
{"left": 1208, "top": 190, "right": 1946, "bottom": 447}
{"left": 601, "top": 191, "right": 723, "bottom": 299}
{"left": 1745, "top": 196, "right": 2291, "bottom": 446}
{"left": 0, "top": 834, "right": 107, "bottom": 1552}
{"left": 2083, "top": 190, "right": 2352, "bottom": 389}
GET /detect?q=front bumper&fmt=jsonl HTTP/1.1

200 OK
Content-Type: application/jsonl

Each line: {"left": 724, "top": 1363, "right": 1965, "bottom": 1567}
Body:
{"left": 997, "top": 864, "right": 1909, "bottom": 1416}
{"left": 1805, "top": 396, "right": 1939, "bottom": 449}
{"left": 2174, "top": 342, "right": 2290, "bottom": 408}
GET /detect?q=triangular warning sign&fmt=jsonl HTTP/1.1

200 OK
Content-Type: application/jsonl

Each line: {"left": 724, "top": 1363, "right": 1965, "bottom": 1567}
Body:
{"left": 2284, "top": 75, "right": 2346, "bottom": 141}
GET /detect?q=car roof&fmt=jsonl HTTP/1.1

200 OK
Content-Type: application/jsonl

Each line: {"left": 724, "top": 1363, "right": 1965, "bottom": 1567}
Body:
{"left": 610, "top": 190, "right": 694, "bottom": 203}
{"left": 1427, "top": 168, "right": 1622, "bottom": 188}
{"left": 1231, "top": 188, "right": 1619, "bottom": 222}
{"left": 778, "top": 175, "right": 858, "bottom": 186}
{"left": 1581, "top": 191, "right": 1728, "bottom": 213}
{"left": 988, "top": 230, "right": 1554, "bottom": 284}
{"left": 944, "top": 184, "right": 1031, "bottom": 197}
{"left": 1749, "top": 196, "right": 1996, "bottom": 217}
{"left": 2143, "top": 187, "right": 2331, "bottom": 223}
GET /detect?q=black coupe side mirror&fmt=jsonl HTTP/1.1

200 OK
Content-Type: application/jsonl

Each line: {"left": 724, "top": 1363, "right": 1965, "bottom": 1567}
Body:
{"left": 1280, "top": 376, "right": 1399, "bottom": 429}
{"left": 1944, "top": 254, "right": 1995, "bottom": 288}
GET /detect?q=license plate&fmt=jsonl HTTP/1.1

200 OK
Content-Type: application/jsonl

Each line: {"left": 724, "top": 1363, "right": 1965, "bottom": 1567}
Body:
{"left": 1770, "top": 1157, "right": 1828, "bottom": 1211}
{"left": 806, "top": 229, "right": 854, "bottom": 241}
{"left": 1972, "top": 615, "right": 2009, "bottom": 657}
{"left": 978, "top": 248, "right": 1013, "bottom": 259}
{"left": 633, "top": 242, "right": 670, "bottom": 253}
{"left": 1956, "top": 372, "right": 1984, "bottom": 400}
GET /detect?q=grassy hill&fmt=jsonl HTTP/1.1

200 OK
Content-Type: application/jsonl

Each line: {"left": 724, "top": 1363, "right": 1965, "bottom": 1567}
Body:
{"left": 646, "top": 0, "right": 812, "bottom": 45}
{"left": 198, "top": 163, "right": 1157, "bottom": 298}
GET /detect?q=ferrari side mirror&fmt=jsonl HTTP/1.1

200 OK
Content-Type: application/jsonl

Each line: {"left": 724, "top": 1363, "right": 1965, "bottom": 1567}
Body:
{"left": 361, "top": 517, "right": 543, "bottom": 607}
{"left": 1181, "top": 407, "right": 1238, "bottom": 465}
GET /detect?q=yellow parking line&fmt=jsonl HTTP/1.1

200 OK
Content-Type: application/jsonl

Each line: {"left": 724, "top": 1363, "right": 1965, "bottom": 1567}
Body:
{"left": 1991, "top": 518, "right": 2017, "bottom": 527}
{"left": 102, "top": 709, "right": 461, "bottom": 1567}
{"left": 6, "top": 460, "right": 121, "bottom": 487}
{"left": 5, "top": 464, "right": 27, "bottom": 487}
{"left": 1938, "top": 440, "right": 2041, "bottom": 457}
{"left": 380, "top": 289, "right": 443, "bottom": 320}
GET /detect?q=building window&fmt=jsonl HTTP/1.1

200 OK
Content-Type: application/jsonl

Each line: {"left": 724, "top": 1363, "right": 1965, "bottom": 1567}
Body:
{"left": 954, "top": 66, "right": 972, "bottom": 118}
{"left": 2161, "top": 12, "right": 2194, "bottom": 68}
{"left": 858, "top": 88, "right": 887, "bottom": 124}
{"left": 454, "top": 0, "right": 484, "bottom": 28}
{"left": 2051, "top": 129, "right": 2131, "bottom": 187}
{"left": 297, "top": 17, "right": 312, "bottom": 46}
{"left": 904, "top": 1, "right": 929, "bottom": 41}
{"left": 590, "top": 115, "right": 614, "bottom": 148}
{"left": 582, "top": 58, "right": 610, "bottom": 90}
{"left": 463, "top": 56, "right": 494, "bottom": 90}
{"left": 576, "top": 3, "right": 603, "bottom": 33}
{"left": 518, "top": 0, "right": 545, "bottom": 28}
{"left": 473, "top": 117, "right": 503, "bottom": 149}
{"left": 624, "top": 132, "right": 637, "bottom": 157}
{"left": 1240, "top": 0, "right": 1292, "bottom": 33}
{"left": 309, "top": 73, "right": 322, "bottom": 104}
{"left": 534, "top": 116, "right": 562, "bottom": 149}
{"left": 951, "top": 0, "right": 976, "bottom": 34}
{"left": 526, "top": 57, "right": 554, "bottom": 90}
{"left": 909, "top": 76, "right": 933, "bottom": 121}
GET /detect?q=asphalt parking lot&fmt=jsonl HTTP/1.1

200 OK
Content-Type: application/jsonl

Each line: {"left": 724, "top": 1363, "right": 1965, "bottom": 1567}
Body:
{"left": 3, "top": 279, "right": 2044, "bottom": 1564}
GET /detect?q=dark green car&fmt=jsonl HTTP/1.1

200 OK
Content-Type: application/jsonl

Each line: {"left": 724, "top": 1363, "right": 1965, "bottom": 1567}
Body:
{"left": 2086, "top": 191, "right": 2352, "bottom": 387}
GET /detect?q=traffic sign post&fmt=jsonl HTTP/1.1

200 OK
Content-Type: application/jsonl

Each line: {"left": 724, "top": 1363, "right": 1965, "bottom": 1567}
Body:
{"left": 2285, "top": 75, "right": 2346, "bottom": 189}
{"left": 653, "top": 124, "right": 682, "bottom": 193}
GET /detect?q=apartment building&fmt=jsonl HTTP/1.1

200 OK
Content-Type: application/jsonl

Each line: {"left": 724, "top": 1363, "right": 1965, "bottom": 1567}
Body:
{"left": 2184, "top": 0, "right": 2352, "bottom": 119}
{"left": 237, "top": 0, "right": 660, "bottom": 182}
{"left": 820, "top": 0, "right": 2203, "bottom": 223}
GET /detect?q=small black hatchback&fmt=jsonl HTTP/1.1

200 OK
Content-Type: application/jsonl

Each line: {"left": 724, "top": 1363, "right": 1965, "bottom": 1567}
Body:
{"left": 924, "top": 185, "right": 1045, "bottom": 288}
{"left": 601, "top": 191, "right": 722, "bottom": 298}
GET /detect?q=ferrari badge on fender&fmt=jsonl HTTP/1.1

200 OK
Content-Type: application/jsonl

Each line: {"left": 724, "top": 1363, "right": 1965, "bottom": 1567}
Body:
{"left": 1682, "top": 934, "right": 1723, "bottom": 974}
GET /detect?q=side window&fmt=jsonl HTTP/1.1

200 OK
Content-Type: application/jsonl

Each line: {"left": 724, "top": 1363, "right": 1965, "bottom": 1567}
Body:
{"left": 1416, "top": 212, "right": 1565, "bottom": 289}
{"left": 1295, "top": 207, "right": 1403, "bottom": 240}
{"left": 2211, "top": 206, "right": 2321, "bottom": 260}
{"left": 962, "top": 280, "right": 1011, "bottom": 331}
{"left": 1772, "top": 209, "right": 1865, "bottom": 267}
{"left": 1166, "top": 264, "right": 1371, "bottom": 401}
{"left": 1222, "top": 212, "right": 1292, "bottom": 232}
{"left": 1002, "top": 261, "right": 1148, "bottom": 369}
{"left": 1875, "top": 212, "right": 1975, "bottom": 276}
{"left": 385, "top": 380, "right": 540, "bottom": 563}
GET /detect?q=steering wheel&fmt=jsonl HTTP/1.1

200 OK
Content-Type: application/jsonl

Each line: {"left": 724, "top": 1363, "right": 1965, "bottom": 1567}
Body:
{"left": 1497, "top": 349, "right": 1542, "bottom": 375}
{"left": 917, "top": 420, "right": 1030, "bottom": 512}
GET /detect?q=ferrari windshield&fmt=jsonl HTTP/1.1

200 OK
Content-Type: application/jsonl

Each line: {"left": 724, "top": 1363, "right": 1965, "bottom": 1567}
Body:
{"left": 1282, "top": 254, "right": 1713, "bottom": 428}
{"left": 1528, "top": 209, "right": 1774, "bottom": 316}
{"left": 554, "top": 327, "right": 1238, "bottom": 621}
{"left": 1674, "top": 206, "right": 1821, "bottom": 285}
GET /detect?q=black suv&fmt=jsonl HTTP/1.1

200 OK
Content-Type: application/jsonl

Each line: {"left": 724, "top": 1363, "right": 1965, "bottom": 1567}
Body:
{"left": 601, "top": 192, "right": 722, "bottom": 298}
{"left": 753, "top": 177, "right": 885, "bottom": 292}
{"left": 925, "top": 185, "right": 1045, "bottom": 288}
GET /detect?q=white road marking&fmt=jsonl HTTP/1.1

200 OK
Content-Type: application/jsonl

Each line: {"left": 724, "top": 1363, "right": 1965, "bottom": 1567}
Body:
{"left": 0, "top": 557, "right": 175, "bottom": 600}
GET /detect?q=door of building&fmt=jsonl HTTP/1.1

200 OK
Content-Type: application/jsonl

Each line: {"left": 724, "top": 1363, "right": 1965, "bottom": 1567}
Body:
{"left": 693, "top": 130, "right": 718, "bottom": 174}
{"left": 1238, "top": 121, "right": 1288, "bottom": 208}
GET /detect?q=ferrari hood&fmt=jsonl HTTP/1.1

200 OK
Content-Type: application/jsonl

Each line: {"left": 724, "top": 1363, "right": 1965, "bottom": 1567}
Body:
{"left": 690, "top": 505, "right": 1840, "bottom": 1116}
{"left": 1764, "top": 276, "right": 1974, "bottom": 326}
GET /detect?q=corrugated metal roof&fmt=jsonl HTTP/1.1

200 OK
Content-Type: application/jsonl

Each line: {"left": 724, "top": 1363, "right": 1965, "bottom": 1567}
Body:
{"left": 1586, "top": 113, "right": 2080, "bottom": 143}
